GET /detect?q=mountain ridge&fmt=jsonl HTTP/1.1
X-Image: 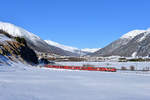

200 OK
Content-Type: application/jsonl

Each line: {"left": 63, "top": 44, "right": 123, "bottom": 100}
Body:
{"left": 92, "top": 29, "right": 150, "bottom": 57}
{"left": 0, "top": 22, "right": 80, "bottom": 56}
{"left": 45, "top": 40, "right": 100, "bottom": 55}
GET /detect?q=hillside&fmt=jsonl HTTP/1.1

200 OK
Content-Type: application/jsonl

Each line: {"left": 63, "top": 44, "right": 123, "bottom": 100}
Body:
{"left": 0, "top": 22, "right": 79, "bottom": 56}
{"left": 0, "top": 30, "right": 38, "bottom": 64}
{"left": 92, "top": 29, "right": 150, "bottom": 57}
{"left": 45, "top": 40, "right": 100, "bottom": 55}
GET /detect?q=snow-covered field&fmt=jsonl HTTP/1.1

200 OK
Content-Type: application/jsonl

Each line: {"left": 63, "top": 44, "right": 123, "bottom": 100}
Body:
{"left": 0, "top": 62, "right": 150, "bottom": 100}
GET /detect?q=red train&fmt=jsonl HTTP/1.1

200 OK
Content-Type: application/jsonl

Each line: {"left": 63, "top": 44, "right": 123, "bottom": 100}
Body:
{"left": 45, "top": 65, "right": 117, "bottom": 72}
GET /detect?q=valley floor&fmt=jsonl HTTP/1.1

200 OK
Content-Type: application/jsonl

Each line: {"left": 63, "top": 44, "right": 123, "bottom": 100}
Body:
{"left": 0, "top": 65, "right": 150, "bottom": 100}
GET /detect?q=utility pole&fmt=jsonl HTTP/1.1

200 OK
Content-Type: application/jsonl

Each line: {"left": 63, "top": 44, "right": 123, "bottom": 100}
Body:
{"left": 79, "top": 49, "right": 81, "bottom": 60}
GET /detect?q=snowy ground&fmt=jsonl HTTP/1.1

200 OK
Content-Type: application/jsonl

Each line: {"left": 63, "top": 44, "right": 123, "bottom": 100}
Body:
{"left": 0, "top": 63, "right": 150, "bottom": 100}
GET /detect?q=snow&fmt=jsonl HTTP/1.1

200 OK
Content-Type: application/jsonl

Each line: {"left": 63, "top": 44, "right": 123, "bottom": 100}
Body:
{"left": 0, "top": 55, "right": 32, "bottom": 72}
{"left": 0, "top": 64, "right": 150, "bottom": 100}
{"left": 45, "top": 40, "right": 79, "bottom": 53}
{"left": 121, "top": 30, "right": 146, "bottom": 39}
{"left": 45, "top": 40, "right": 100, "bottom": 54}
{"left": 138, "top": 33, "right": 147, "bottom": 42}
{"left": 1, "top": 58, "right": 150, "bottom": 100}
{"left": 0, "top": 34, "right": 13, "bottom": 43}
{"left": 81, "top": 48, "right": 100, "bottom": 53}
{"left": 0, "top": 21, "right": 48, "bottom": 48}
{"left": 132, "top": 52, "right": 137, "bottom": 57}
{"left": 0, "top": 22, "right": 41, "bottom": 41}
{"left": 138, "top": 30, "right": 150, "bottom": 42}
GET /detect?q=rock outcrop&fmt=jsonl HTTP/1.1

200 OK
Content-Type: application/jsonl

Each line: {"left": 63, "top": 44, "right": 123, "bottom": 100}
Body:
{"left": 0, "top": 30, "right": 38, "bottom": 64}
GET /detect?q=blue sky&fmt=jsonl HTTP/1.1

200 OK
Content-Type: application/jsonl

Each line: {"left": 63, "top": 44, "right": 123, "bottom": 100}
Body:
{"left": 0, "top": 0, "right": 150, "bottom": 48}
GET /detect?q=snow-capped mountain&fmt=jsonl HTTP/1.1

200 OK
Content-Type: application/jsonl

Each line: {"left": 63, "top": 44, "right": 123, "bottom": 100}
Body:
{"left": 120, "top": 30, "right": 146, "bottom": 39}
{"left": 45, "top": 40, "right": 79, "bottom": 53}
{"left": 0, "top": 22, "right": 79, "bottom": 56}
{"left": 81, "top": 48, "right": 100, "bottom": 53}
{"left": 92, "top": 29, "right": 150, "bottom": 57}
{"left": 0, "top": 21, "right": 99, "bottom": 56}
{"left": 45, "top": 40, "right": 100, "bottom": 55}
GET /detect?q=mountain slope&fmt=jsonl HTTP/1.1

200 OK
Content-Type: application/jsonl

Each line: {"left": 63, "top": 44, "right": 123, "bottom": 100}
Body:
{"left": 0, "top": 31, "right": 38, "bottom": 64}
{"left": 0, "top": 22, "right": 78, "bottom": 56}
{"left": 120, "top": 30, "right": 146, "bottom": 39}
{"left": 45, "top": 40, "right": 100, "bottom": 55}
{"left": 45, "top": 40, "right": 79, "bottom": 53}
{"left": 92, "top": 29, "right": 150, "bottom": 57}
{"left": 81, "top": 48, "right": 100, "bottom": 53}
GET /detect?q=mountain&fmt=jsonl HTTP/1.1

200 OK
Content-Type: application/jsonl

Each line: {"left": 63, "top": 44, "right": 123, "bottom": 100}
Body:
{"left": 45, "top": 40, "right": 100, "bottom": 55}
{"left": 0, "top": 22, "right": 79, "bottom": 56}
{"left": 81, "top": 48, "right": 100, "bottom": 53}
{"left": 92, "top": 29, "right": 150, "bottom": 57}
{"left": 45, "top": 40, "right": 79, "bottom": 53}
